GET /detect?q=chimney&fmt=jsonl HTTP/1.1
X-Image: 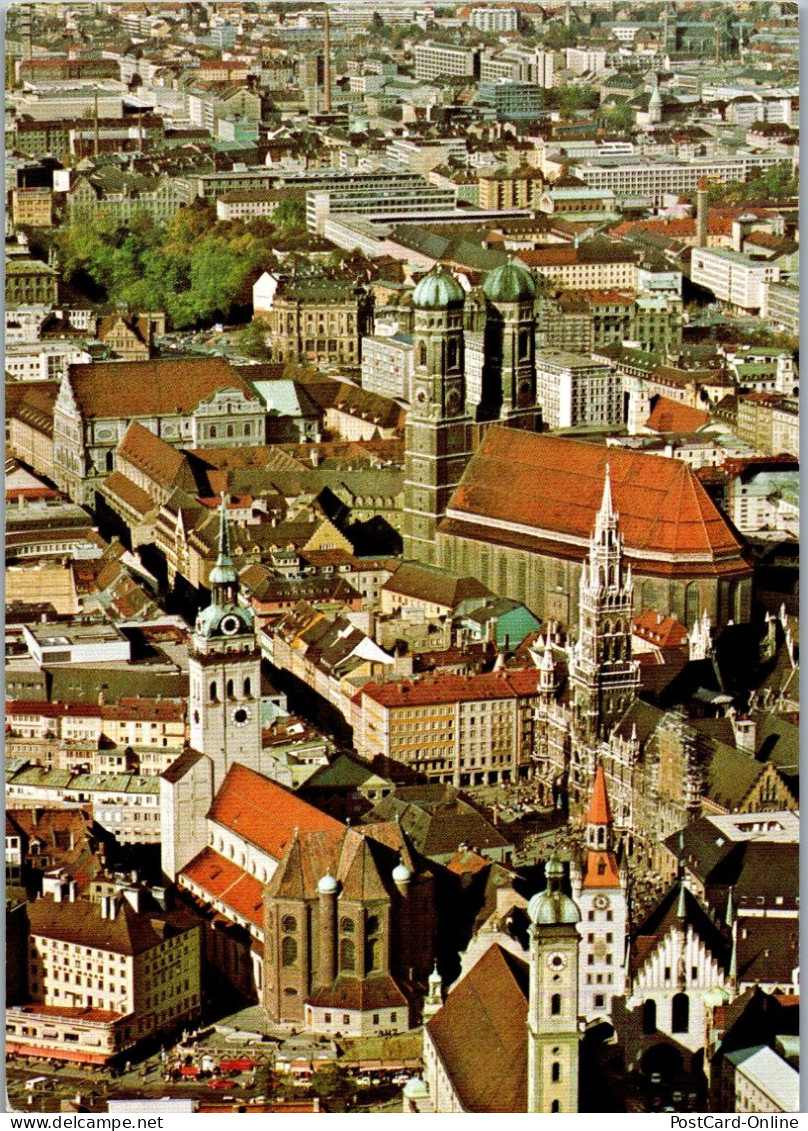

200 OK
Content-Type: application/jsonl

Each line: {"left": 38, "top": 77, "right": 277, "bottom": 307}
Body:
{"left": 696, "top": 178, "right": 708, "bottom": 249}
{"left": 732, "top": 716, "right": 757, "bottom": 756}
{"left": 122, "top": 886, "right": 143, "bottom": 912}
{"left": 100, "top": 894, "right": 119, "bottom": 920}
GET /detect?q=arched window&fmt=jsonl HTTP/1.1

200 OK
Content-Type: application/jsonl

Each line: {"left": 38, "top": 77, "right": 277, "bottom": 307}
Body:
{"left": 447, "top": 338, "right": 457, "bottom": 369}
{"left": 642, "top": 998, "right": 656, "bottom": 1034}
{"left": 551, "top": 993, "right": 561, "bottom": 1016}
{"left": 281, "top": 936, "right": 298, "bottom": 967}
{"left": 226, "top": 678, "right": 234, "bottom": 698}
{"left": 210, "top": 425, "right": 218, "bottom": 439}
{"left": 418, "top": 342, "right": 427, "bottom": 367}
{"left": 518, "top": 328, "right": 530, "bottom": 360}
{"left": 551, "top": 1062, "right": 561, "bottom": 1083}
{"left": 551, "top": 1101, "right": 560, "bottom": 1113}
{"left": 340, "top": 917, "right": 354, "bottom": 934}
{"left": 340, "top": 938, "right": 356, "bottom": 971}
{"left": 597, "top": 826, "right": 606, "bottom": 847}
{"left": 226, "top": 424, "right": 234, "bottom": 438}
{"left": 105, "top": 450, "right": 114, "bottom": 472}
{"left": 685, "top": 584, "right": 700, "bottom": 629}
{"left": 672, "top": 992, "right": 689, "bottom": 1033}
{"left": 209, "top": 681, "right": 217, "bottom": 701}
{"left": 243, "top": 677, "right": 251, "bottom": 697}
{"left": 281, "top": 915, "right": 297, "bottom": 933}
{"left": 365, "top": 915, "right": 381, "bottom": 973}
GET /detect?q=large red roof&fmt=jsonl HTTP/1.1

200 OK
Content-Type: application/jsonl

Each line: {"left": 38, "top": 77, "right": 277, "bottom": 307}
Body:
{"left": 68, "top": 358, "right": 256, "bottom": 420}
{"left": 444, "top": 429, "right": 745, "bottom": 566}
{"left": 182, "top": 847, "right": 265, "bottom": 928}
{"left": 361, "top": 668, "right": 543, "bottom": 709}
{"left": 208, "top": 764, "right": 343, "bottom": 860}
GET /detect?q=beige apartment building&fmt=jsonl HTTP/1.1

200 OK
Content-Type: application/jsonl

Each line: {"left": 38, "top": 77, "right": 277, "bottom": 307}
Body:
{"left": 356, "top": 669, "right": 542, "bottom": 786}
{"left": 7, "top": 887, "right": 202, "bottom": 1064}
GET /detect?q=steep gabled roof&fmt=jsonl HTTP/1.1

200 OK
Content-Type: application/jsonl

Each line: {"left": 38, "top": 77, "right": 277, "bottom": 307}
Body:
{"left": 586, "top": 762, "right": 612, "bottom": 826}
{"left": 426, "top": 943, "right": 528, "bottom": 1112}
{"left": 118, "top": 421, "right": 199, "bottom": 491}
{"left": 631, "top": 882, "right": 728, "bottom": 978}
{"left": 443, "top": 428, "right": 746, "bottom": 569}
{"left": 208, "top": 764, "right": 343, "bottom": 861}
{"left": 182, "top": 846, "right": 265, "bottom": 928}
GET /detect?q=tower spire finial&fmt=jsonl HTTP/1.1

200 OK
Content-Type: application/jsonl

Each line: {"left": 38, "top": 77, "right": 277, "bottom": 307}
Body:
{"left": 208, "top": 492, "right": 238, "bottom": 598}
{"left": 218, "top": 491, "right": 231, "bottom": 564}
{"left": 599, "top": 462, "right": 614, "bottom": 521}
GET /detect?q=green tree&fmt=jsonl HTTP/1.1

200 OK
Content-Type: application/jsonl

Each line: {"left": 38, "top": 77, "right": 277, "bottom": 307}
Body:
{"left": 596, "top": 100, "right": 635, "bottom": 132}
{"left": 234, "top": 317, "right": 273, "bottom": 360}
{"left": 272, "top": 198, "right": 307, "bottom": 237}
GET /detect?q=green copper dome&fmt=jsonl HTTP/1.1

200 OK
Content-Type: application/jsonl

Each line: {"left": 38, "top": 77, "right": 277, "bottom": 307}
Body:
{"left": 527, "top": 856, "right": 580, "bottom": 926}
{"left": 412, "top": 264, "right": 465, "bottom": 309}
{"left": 483, "top": 258, "right": 536, "bottom": 303}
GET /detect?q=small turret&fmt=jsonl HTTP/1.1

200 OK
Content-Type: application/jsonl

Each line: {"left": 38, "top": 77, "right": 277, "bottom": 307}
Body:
{"left": 423, "top": 960, "right": 443, "bottom": 1020}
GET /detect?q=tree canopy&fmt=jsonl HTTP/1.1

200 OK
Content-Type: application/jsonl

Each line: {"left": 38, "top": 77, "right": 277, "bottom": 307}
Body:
{"left": 54, "top": 202, "right": 281, "bottom": 329}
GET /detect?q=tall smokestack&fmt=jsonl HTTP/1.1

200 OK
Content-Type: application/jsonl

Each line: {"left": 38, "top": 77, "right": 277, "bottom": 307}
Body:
{"left": 322, "top": 4, "right": 331, "bottom": 113}
{"left": 696, "top": 178, "right": 708, "bottom": 249}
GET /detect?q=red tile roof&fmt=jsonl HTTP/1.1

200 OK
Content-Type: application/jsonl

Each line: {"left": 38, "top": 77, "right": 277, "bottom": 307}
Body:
{"left": 582, "top": 849, "right": 621, "bottom": 889}
{"left": 68, "top": 359, "right": 255, "bottom": 419}
{"left": 101, "top": 471, "right": 155, "bottom": 516}
{"left": 361, "top": 668, "right": 543, "bottom": 709}
{"left": 207, "top": 764, "right": 343, "bottom": 860}
{"left": 444, "top": 428, "right": 745, "bottom": 567}
{"left": 7, "top": 698, "right": 185, "bottom": 722}
{"left": 645, "top": 396, "right": 710, "bottom": 435}
{"left": 117, "top": 421, "right": 191, "bottom": 487}
{"left": 425, "top": 943, "right": 528, "bottom": 1112}
{"left": 182, "top": 847, "right": 265, "bottom": 928}
{"left": 633, "top": 610, "right": 688, "bottom": 649}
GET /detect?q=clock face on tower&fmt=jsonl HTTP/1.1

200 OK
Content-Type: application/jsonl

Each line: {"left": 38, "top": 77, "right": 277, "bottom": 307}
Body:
{"left": 446, "top": 388, "right": 462, "bottom": 416}
{"left": 232, "top": 706, "right": 251, "bottom": 726}
{"left": 593, "top": 895, "right": 610, "bottom": 910}
{"left": 219, "top": 614, "right": 241, "bottom": 636}
{"left": 414, "top": 387, "right": 428, "bottom": 406}
{"left": 547, "top": 951, "right": 568, "bottom": 971}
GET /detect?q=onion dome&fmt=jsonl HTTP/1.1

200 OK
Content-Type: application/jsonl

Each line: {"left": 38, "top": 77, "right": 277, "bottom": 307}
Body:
{"left": 392, "top": 858, "right": 412, "bottom": 884}
{"left": 317, "top": 870, "right": 339, "bottom": 895}
{"left": 482, "top": 257, "right": 536, "bottom": 303}
{"left": 412, "top": 263, "right": 465, "bottom": 309}
{"left": 527, "top": 856, "right": 580, "bottom": 926}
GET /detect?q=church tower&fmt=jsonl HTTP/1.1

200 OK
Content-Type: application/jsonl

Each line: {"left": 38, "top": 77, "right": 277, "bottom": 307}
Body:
{"left": 189, "top": 494, "right": 262, "bottom": 790}
{"left": 526, "top": 856, "right": 581, "bottom": 1114}
{"left": 481, "top": 257, "right": 540, "bottom": 430}
{"left": 403, "top": 265, "right": 473, "bottom": 564}
{"left": 569, "top": 466, "right": 639, "bottom": 745}
{"left": 571, "top": 763, "right": 629, "bottom": 1020}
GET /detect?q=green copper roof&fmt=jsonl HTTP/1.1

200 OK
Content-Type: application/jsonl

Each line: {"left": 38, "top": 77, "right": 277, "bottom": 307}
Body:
{"left": 483, "top": 258, "right": 536, "bottom": 303}
{"left": 412, "top": 264, "right": 465, "bottom": 309}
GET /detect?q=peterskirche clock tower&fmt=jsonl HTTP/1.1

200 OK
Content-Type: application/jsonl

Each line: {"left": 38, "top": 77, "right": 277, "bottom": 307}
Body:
{"left": 526, "top": 855, "right": 582, "bottom": 1114}
{"left": 189, "top": 494, "right": 262, "bottom": 789}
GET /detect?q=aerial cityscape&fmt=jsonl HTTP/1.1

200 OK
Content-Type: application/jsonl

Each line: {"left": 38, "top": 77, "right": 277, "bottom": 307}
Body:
{"left": 4, "top": 0, "right": 800, "bottom": 1115}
